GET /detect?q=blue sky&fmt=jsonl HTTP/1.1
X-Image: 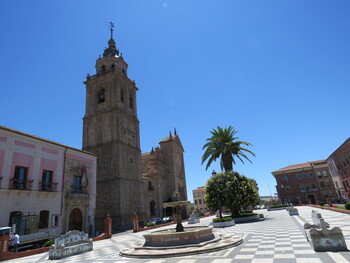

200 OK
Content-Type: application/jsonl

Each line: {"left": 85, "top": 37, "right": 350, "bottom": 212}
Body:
{"left": 1, "top": 1, "right": 349, "bottom": 202}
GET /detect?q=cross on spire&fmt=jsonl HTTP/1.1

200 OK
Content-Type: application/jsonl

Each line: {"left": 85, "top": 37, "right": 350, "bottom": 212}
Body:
{"left": 109, "top": 22, "right": 114, "bottom": 39}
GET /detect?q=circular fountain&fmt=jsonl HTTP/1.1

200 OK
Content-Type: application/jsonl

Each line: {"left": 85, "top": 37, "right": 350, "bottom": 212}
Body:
{"left": 120, "top": 192, "right": 243, "bottom": 258}
{"left": 143, "top": 199, "right": 215, "bottom": 247}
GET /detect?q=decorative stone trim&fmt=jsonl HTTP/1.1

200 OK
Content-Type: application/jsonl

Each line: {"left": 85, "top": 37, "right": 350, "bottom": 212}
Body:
{"left": 212, "top": 220, "right": 235, "bottom": 228}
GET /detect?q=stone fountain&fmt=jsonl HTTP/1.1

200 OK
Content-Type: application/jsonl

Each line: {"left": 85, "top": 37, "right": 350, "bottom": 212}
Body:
{"left": 120, "top": 191, "right": 243, "bottom": 257}
{"left": 143, "top": 191, "right": 215, "bottom": 247}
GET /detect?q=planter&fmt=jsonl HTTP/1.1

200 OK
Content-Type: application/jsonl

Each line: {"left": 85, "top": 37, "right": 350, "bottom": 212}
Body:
{"left": 267, "top": 206, "right": 287, "bottom": 211}
{"left": 212, "top": 220, "right": 235, "bottom": 228}
{"left": 233, "top": 214, "right": 262, "bottom": 223}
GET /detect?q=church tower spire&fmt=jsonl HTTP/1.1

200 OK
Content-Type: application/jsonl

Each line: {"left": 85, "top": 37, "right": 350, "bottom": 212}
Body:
{"left": 103, "top": 22, "right": 119, "bottom": 57}
{"left": 83, "top": 24, "right": 144, "bottom": 232}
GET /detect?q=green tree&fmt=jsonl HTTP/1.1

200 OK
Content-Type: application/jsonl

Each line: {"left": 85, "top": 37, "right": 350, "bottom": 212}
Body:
{"left": 204, "top": 173, "right": 229, "bottom": 219}
{"left": 202, "top": 126, "right": 255, "bottom": 172}
{"left": 205, "top": 171, "right": 260, "bottom": 218}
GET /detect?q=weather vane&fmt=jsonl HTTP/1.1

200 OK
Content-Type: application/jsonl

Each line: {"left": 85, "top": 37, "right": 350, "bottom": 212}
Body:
{"left": 109, "top": 22, "right": 114, "bottom": 39}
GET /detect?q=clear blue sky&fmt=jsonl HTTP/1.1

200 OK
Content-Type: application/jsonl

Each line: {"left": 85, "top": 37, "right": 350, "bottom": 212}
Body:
{"left": 1, "top": 1, "right": 349, "bottom": 202}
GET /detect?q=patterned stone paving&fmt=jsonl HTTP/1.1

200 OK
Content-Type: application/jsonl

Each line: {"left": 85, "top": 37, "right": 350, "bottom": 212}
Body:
{"left": 7, "top": 206, "right": 350, "bottom": 262}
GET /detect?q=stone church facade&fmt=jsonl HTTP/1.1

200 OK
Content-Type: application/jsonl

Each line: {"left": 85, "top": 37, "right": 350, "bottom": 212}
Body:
{"left": 82, "top": 28, "right": 187, "bottom": 231}
{"left": 142, "top": 130, "right": 188, "bottom": 221}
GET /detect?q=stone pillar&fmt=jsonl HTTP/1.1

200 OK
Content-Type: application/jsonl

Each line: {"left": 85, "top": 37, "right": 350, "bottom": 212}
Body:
{"left": 104, "top": 214, "right": 112, "bottom": 238}
{"left": 132, "top": 213, "right": 139, "bottom": 232}
{"left": 0, "top": 235, "right": 10, "bottom": 253}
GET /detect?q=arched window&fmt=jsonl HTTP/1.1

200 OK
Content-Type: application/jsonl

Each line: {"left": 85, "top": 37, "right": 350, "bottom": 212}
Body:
{"left": 129, "top": 94, "right": 133, "bottom": 109}
{"left": 98, "top": 89, "right": 105, "bottom": 104}
{"left": 120, "top": 89, "right": 124, "bottom": 103}
{"left": 150, "top": 200, "right": 156, "bottom": 216}
{"left": 39, "top": 210, "right": 49, "bottom": 229}
{"left": 101, "top": 65, "right": 106, "bottom": 72}
{"left": 111, "top": 64, "right": 115, "bottom": 70}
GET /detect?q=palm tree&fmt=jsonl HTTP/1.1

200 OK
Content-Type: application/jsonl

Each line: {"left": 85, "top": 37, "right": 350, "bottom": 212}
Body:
{"left": 202, "top": 126, "right": 255, "bottom": 172}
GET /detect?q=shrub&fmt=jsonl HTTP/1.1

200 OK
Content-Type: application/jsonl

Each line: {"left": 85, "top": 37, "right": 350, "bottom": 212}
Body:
{"left": 43, "top": 240, "right": 54, "bottom": 247}
{"left": 213, "top": 216, "right": 232, "bottom": 223}
{"left": 236, "top": 213, "right": 257, "bottom": 218}
{"left": 318, "top": 201, "right": 325, "bottom": 206}
{"left": 345, "top": 202, "right": 350, "bottom": 210}
{"left": 269, "top": 204, "right": 288, "bottom": 208}
{"left": 147, "top": 222, "right": 156, "bottom": 227}
{"left": 241, "top": 210, "right": 253, "bottom": 214}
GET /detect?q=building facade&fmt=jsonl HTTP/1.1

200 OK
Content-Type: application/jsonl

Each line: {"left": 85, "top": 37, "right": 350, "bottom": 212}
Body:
{"left": 272, "top": 160, "right": 337, "bottom": 204}
{"left": 192, "top": 187, "right": 207, "bottom": 213}
{"left": 0, "top": 125, "right": 96, "bottom": 237}
{"left": 142, "top": 131, "right": 188, "bottom": 220}
{"left": 327, "top": 137, "right": 350, "bottom": 201}
{"left": 82, "top": 29, "right": 145, "bottom": 231}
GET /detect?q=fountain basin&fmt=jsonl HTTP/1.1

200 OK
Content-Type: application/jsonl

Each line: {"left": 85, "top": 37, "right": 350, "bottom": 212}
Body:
{"left": 143, "top": 226, "right": 215, "bottom": 247}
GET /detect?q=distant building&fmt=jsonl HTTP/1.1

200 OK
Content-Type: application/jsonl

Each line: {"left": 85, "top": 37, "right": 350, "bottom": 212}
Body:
{"left": 272, "top": 160, "right": 337, "bottom": 204}
{"left": 327, "top": 137, "right": 350, "bottom": 200}
{"left": 141, "top": 131, "right": 188, "bottom": 220}
{"left": 192, "top": 186, "right": 208, "bottom": 213}
{"left": 0, "top": 125, "right": 97, "bottom": 236}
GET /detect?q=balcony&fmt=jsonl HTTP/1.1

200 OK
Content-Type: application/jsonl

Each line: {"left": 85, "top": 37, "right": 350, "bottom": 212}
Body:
{"left": 71, "top": 184, "right": 88, "bottom": 194}
{"left": 10, "top": 179, "right": 33, "bottom": 190}
{"left": 39, "top": 182, "right": 58, "bottom": 192}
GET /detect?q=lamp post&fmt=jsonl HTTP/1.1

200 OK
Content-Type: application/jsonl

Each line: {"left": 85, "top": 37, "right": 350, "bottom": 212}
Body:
{"left": 212, "top": 170, "right": 222, "bottom": 219}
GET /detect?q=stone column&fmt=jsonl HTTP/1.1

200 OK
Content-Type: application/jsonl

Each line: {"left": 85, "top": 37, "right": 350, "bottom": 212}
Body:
{"left": 132, "top": 213, "right": 139, "bottom": 232}
{"left": 0, "top": 235, "right": 10, "bottom": 253}
{"left": 104, "top": 214, "right": 112, "bottom": 238}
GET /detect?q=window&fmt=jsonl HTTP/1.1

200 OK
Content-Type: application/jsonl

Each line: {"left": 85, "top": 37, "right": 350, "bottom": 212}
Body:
{"left": 335, "top": 181, "right": 339, "bottom": 188}
{"left": 101, "top": 65, "right": 106, "bottom": 72}
{"left": 320, "top": 181, "right": 325, "bottom": 188}
{"left": 193, "top": 193, "right": 197, "bottom": 197}
{"left": 13, "top": 166, "right": 28, "bottom": 190}
{"left": 199, "top": 199, "right": 202, "bottom": 205}
{"left": 302, "top": 173, "right": 307, "bottom": 179}
{"left": 317, "top": 171, "right": 322, "bottom": 178}
{"left": 283, "top": 175, "right": 288, "bottom": 182}
{"left": 72, "top": 175, "right": 82, "bottom": 193}
{"left": 148, "top": 181, "right": 154, "bottom": 191}
{"left": 296, "top": 174, "right": 301, "bottom": 180}
{"left": 39, "top": 210, "right": 49, "bottom": 229}
{"left": 308, "top": 172, "right": 313, "bottom": 178}
{"left": 198, "top": 192, "right": 201, "bottom": 197}
{"left": 52, "top": 215, "right": 59, "bottom": 227}
{"left": 194, "top": 200, "right": 198, "bottom": 205}
{"left": 311, "top": 183, "right": 317, "bottom": 191}
{"left": 129, "top": 94, "right": 134, "bottom": 109}
{"left": 120, "top": 89, "right": 124, "bottom": 102}
{"left": 322, "top": 171, "right": 328, "bottom": 177}
{"left": 41, "top": 170, "right": 53, "bottom": 191}
{"left": 98, "top": 89, "right": 105, "bottom": 103}
{"left": 285, "top": 186, "right": 291, "bottom": 192}
{"left": 300, "top": 184, "right": 306, "bottom": 192}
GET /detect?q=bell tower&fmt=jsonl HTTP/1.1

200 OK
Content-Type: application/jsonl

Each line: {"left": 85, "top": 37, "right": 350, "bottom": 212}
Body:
{"left": 82, "top": 24, "right": 145, "bottom": 231}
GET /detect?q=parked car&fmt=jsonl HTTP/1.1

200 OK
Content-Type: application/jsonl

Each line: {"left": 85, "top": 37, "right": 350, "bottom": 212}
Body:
{"left": 162, "top": 216, "right": 174, "bottom": 223}
{"left": 147, "top": 217, "right": 163, "bottom": 225}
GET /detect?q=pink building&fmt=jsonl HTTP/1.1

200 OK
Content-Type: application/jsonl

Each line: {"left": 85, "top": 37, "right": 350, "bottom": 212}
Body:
{"left": 0, "top": 125, "right": 96, "bottom": 240}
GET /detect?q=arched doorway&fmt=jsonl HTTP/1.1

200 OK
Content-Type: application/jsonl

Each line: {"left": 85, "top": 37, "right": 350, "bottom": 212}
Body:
{"left": 69, "top": 208, "right": 83, "bottom": 231}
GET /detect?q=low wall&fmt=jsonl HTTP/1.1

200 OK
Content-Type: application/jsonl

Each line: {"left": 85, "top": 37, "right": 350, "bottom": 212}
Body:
{"left": 0, "top": 233, "right": 109, "bottom": 262}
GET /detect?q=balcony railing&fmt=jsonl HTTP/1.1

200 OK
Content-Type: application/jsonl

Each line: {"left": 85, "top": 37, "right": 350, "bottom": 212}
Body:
{"left": 10, "top": 179, "right": 33, "bottom": 190}
{"left": 39, "top": 182, "right": 58, "bottom": 192}
{"left": 71, "top": 184, "right": 88, "bottom": 194}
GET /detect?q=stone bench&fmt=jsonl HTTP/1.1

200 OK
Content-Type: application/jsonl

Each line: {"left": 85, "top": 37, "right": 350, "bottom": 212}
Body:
{"left": 304, "top": 210, "right": 347, "bottom": 252}
{"left": 49, "top": 230, "right": 93, "bottom": 260}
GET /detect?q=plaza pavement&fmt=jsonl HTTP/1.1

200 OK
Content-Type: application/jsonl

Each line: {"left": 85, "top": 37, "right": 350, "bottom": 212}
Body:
{"left": 6, "top": 206, "right": 350, "bottom": 263}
